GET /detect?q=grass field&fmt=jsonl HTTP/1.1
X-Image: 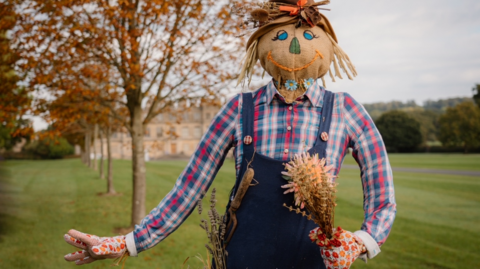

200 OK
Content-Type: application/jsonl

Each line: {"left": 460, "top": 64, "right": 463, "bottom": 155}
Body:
{"left": 342, "top": 153, "right": 480, "bottom": 171}
{"left": 0, "top": 153, "right": 479, "bottom": 269}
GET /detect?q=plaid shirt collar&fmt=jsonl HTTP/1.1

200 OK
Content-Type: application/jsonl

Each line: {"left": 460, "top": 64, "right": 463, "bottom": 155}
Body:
{"left": 258, "top": 80, "right": 325, "bottom": 108}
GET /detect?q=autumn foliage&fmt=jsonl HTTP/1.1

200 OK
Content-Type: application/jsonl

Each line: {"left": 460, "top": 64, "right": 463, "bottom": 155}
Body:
{"left": 10, "top": 0, "right": 244, "bottom": 226}
{"left": 0, "top": 2, "right": 32, "bottom": 138}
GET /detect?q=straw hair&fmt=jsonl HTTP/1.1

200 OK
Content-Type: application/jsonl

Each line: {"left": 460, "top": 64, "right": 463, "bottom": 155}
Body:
{"left": 326, "top": 33, "right": 357, "bottom": 80}
{"left": 237, "top": 39, "right": 259, "bottom": 88}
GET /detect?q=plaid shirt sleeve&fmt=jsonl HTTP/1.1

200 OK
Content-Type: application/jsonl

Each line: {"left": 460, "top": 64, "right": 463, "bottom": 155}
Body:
{"left": 131, "top": 95, "right": 240, "bottom": 253}
{"left": 343, "top": 93, "right": 396, "bottom": 247}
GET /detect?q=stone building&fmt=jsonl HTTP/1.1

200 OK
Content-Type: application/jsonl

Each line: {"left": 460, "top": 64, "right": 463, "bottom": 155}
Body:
{"left": 96, "top": 105, "right": 220, "bottom": 160}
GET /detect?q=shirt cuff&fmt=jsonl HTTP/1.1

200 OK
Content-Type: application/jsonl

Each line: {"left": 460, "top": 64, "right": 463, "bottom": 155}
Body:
{"left": 354, "top": 230, "right": 380, "bottom": 261}
{"left": 126, "top": 232, "right": 138, "bottom": 257}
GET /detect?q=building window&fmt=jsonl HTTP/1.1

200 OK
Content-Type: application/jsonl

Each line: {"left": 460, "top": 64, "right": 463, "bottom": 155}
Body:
{"left": 205, "top": 113, "right": 210, "bottom": 120}
{"left": 183, "top": 143, "right": 189, "bottom": 153}
{"left": 156, "top": 127, "right": 163, "bottom": 138}
{"left": 144, "top": 127, "right": 150, "bottom": 138}
{"left": 169, "top": 127, "right": 176, "bottom": 138}
{"left": 182, "top": 127, "right": 190, "bottom": 138}
{"left": 193, "top": 112, "right": 201, "bottom": 121}
{"left": 157, "top": 114, "right": 163, "bottom": 121}
{"left": 183, "top": 112, "right": 189, "bottom": 121}
{"left": 194, "top": 126, "right": 202, "bottom": 138}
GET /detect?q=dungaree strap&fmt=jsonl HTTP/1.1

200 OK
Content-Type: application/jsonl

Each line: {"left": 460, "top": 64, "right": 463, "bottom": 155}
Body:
{"left": 241, "top": 92, "right": 256, "bottom": 161}
{"left": 308, "top": 90, "right": 335, "bottom": 157}
{"left": 228, "top": 92, "right": 256, "bottom": 201}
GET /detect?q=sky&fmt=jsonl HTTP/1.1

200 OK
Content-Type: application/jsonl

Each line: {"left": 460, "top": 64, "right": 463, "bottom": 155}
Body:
{"left": 321, "top": 0, "right": 480, "bottom": 103}
{"left": 31, "top": 0, "right": 480, "bottom": 130}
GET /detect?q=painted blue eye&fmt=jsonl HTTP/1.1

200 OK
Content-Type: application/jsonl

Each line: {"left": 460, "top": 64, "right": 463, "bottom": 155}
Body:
{"left": 272, "top": 30, "right": 288, "bottom": 41}
{"left": 303, "top": 30, "right": 318, "bottom": 40}
{"left": 278, "top": 31, "right": 288, "bottom": 40}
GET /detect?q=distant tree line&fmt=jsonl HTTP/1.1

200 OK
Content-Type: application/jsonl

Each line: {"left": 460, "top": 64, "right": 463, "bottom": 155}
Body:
{"left": 367, "top": 86, "right": 480, "bottom": 153}
{"left": 364, "top": 97, "right": 473, "bottom": 121}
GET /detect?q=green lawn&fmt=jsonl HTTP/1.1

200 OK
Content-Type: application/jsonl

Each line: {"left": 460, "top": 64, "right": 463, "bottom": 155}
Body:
{"left": 343, "top": 153, "right": 480, "bottom": 171}
{"left": 0, "top": 154, "right": 479, "bottom": 268}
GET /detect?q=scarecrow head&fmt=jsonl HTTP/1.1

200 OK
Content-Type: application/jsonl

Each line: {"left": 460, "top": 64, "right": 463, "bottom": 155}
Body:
{"left": 237, "top": 0, "right": 356, "bottom": 102}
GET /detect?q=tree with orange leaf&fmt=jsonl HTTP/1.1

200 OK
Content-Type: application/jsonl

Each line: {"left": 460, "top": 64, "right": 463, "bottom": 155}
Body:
{"left": 46, "top": 85, "right": 120, "bottom": 194}
{"left": 11, "top": 0, "right": 243, "bottom": 226}
{"left": 0, "top": 2, "right": 32, "bottom": 149}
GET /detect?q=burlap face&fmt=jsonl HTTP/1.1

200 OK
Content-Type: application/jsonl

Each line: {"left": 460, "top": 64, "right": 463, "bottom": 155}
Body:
{"left": 257, "top": 24, "right": 334, "bottom": 83}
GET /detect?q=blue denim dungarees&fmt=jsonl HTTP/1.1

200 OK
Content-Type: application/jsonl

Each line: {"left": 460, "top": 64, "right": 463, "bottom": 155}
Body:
{"left": 224, "top": 90, "right": 335, "bottom": 268}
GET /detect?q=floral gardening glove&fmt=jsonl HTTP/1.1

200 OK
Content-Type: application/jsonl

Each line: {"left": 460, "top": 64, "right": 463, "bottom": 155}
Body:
{"left": 63, "top": 229, "right": 127, "bottom": 265}
{"left": 310, "top": 227, "right": 364, "bottom": 269}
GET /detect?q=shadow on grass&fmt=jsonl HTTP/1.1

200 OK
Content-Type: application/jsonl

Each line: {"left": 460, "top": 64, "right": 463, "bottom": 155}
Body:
{"left": 96, "top": 192, "right": 123, "bottom": 197}
{"left": 113, "top": 226, "right": 134, "bottom": 235}
{"left": 0, "top": 213, "right": 11, "bottom": 243}
{"left": 0, "top": 162, "right": 15, "bottom": 242}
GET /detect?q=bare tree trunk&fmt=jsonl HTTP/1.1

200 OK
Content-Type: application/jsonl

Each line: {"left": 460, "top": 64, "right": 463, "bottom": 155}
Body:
{"left": 93, "top": 124, "right": 98, "bottom": 171}
{"left": 81, "top": 135, "right": 87, "bottom": 165}
{"left": 130, "top": 105, "right": 146, "bottom": 226}
{"left": 105, "top": 126, "right": 116, "bottom": 194}
{"left": 85, "top": 126, "right": 92, "bottom": 168}
{"left": 99, "top": 128, "right": 105, "bottom": 179}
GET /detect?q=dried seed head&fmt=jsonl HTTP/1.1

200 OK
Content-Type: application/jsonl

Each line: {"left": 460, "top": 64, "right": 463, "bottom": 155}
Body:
{"left": 212, "top": 207, "right": 220, "bottom": 222}
{"left": 208, "top": 210, "right": 216, "bottom": 226}
{"left": 205, "top": 244, "right": 214, "bottom": 255}
{"left": 197, "top": 199, "right": 203, "bottom": 215}
{"left": 197, "top": 188, "right": 227, "bottom": 268}
{"left": 210, "top": 188, "right": 217, "bottom": 205}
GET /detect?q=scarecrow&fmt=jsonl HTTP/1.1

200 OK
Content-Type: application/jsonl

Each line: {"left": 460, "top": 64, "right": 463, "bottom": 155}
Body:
{"left": 63, "top": 1, "right": 396, "bottom": 268}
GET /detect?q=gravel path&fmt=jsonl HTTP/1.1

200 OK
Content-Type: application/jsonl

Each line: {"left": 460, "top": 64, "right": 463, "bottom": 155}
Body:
{"left": 341, "top": 165, "right": 480, "bottom": 177}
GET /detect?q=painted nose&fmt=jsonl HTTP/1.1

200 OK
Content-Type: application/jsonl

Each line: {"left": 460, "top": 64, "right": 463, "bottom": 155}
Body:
{"left": 289, "top": 37, "right": 300, "bottom": 54}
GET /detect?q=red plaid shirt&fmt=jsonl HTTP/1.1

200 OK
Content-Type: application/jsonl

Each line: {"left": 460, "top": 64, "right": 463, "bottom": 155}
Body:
{"left": 126, "top": 80, "right": 396, "bottom": 259}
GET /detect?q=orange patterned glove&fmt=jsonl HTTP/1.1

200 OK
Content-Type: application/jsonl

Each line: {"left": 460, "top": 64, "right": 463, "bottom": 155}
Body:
{"left": 310, "top": 228, "right": 364, "bottom": 269}
{"left": 63, "top": 229, "right": 127, "bottom": 265}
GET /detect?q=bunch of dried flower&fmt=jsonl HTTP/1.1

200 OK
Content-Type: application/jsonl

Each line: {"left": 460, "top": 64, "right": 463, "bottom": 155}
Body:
{"left": 281, "top": 152, "right": 342, "bottom": 247}
{"left": 232, "top": 0, "right": 331, "bottom": 30}
{"left": 196, "top": 188, "right": 228, "bottom": 269}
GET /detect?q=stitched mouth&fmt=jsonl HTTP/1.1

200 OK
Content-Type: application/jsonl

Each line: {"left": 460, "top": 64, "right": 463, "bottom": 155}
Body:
{"left": 267, "top": 50, "right": 324, "bottom": 72}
